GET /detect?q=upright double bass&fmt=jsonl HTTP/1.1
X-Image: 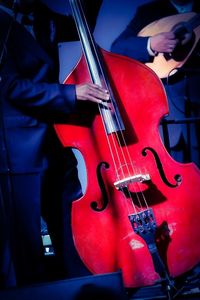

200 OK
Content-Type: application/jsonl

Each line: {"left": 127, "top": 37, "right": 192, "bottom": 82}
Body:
{"left": 54, "top": 0, "right": 200, "bottom": 289}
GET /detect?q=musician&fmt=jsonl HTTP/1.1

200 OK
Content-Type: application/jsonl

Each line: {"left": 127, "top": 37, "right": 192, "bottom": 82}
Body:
{"left": 111, "top": 0, "right": 200, "bottom": 168}
{"left": 0, "top": 0, "right": 108, "bottom": 288}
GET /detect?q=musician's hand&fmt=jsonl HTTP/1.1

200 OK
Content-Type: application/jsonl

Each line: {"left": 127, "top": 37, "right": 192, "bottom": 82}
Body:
{"left": 150, "top": 32, "right": 179, "bottom": 53}
{"left": 76, "top": 83, "right": 109, "bottom": 105}
{"left": 171, "top": 23, "right": 193, "bottom": 46}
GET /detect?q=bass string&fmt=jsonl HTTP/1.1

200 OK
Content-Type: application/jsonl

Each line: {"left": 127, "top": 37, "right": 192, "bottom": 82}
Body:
{"left": 72, "top": 0, "right": 149, "bottom": 212}
{"left": 98, "top": 95, "right": 149, "bottom": 212}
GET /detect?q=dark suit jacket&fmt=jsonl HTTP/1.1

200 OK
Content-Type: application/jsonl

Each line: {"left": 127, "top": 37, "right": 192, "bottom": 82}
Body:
{"left": 0, "top": 1, "right": 102, "bottom": 174}
{"left": 0, "top": 1, "right": 102, "bottom": 286}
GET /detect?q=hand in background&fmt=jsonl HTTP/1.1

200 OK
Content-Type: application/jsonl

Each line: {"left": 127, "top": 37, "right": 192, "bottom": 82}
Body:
{"left": 150, "top": 32, "right": 179, "bottom": 53}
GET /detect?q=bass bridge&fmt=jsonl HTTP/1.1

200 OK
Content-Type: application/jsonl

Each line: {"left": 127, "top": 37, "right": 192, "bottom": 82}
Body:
{"left": 114, "top": 173, "right": 150, "bottom": 190}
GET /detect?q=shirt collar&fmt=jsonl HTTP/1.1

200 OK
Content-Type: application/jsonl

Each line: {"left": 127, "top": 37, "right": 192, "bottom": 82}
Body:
{"left": 0, "top": 5, "right": 34, "bottom": 21}
{"left": 170, "top": 0, "right": 194, "bottom": 13}
{"left": 0, "top": 4, "right": 14, "bottom": 16}
{"left": 0, "top": 4, "right": 35, "bottom": 38}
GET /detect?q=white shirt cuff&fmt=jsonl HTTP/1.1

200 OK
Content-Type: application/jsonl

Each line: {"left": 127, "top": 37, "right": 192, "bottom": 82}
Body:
{"left": 147, "top": 37, "right": 157, "bottom": 56}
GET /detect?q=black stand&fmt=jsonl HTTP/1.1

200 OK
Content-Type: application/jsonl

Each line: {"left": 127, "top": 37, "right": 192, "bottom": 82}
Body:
{"left": 128, "top": 209, "right": 200, "bottom": 299}
{"left": 127, "top": 263, "right": 200, "bottom": 300}
{"left": 161, "top": 117, "right": 200, "bottom": 160}
{"left": 161, "top": 67, "right": 200, "bottom": 167}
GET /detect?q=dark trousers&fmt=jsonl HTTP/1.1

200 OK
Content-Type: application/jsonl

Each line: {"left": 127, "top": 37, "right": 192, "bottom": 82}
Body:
{"left": 0, "top": 153, "right": 91, "bottom": 289}
{"left": 42, "top": 154, "right": 91, "bottom": 280}
{"left": 0, "top": 173, "right": 44, "bottom": 288}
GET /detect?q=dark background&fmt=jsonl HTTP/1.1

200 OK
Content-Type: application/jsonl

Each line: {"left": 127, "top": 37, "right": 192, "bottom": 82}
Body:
{"left": 42, "top": 0, "right": 151, "bottom": 80}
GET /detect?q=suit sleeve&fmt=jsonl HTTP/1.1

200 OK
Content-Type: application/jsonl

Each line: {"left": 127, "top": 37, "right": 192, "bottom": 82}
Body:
{"left": 111, "top": 7, "right": 152, "bottom": 63}
{"left": 8, "top": 79, "right": 76, "bottom": 114}
{"left": 0, "top": 12, "right": 77, "bottom": 117}
{"left": 0, "top": 58, "right": 76, "bottom": 115}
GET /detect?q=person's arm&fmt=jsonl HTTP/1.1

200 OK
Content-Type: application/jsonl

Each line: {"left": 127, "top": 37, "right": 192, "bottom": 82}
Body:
{"left": 111, "top": 7, "right": 152, "bottom": 62}
{"left": 0, "top": 57, "right": 109, "bottom": 116}
{"left": 111, "top": 5, "right": 179, "bottom": 63}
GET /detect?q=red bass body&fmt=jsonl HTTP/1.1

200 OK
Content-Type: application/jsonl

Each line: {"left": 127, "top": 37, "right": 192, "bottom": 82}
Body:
{"left": 55, "top": 49, "right": 200, "bottom": 288}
